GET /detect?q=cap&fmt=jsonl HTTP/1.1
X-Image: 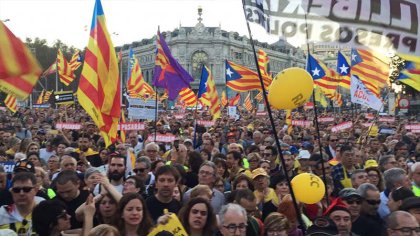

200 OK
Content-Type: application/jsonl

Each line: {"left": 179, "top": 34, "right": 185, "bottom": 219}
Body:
{"left": 251, "top": 168, "right": 268, "bottom": 179}
{"left": 297, "top": 150, "right": 311, "bottom": 160}
{"left": 183, "top": 139, "right": 193, "bottom": 145}
{"left": 324, "top": 198, "right": 351, "bottom": 216}
{"left": 36, "top": 129, "right": 46, "bottom": 135}
{"left": 339, "top": 188, "right": 362, "bottom": 200}
{"left": 302, "top": 141, "right": 314, "bottom": 149}
{"left": 306, "top": 217, "right": 339, "bottom": 236}
{"left": 364, "top": 160, "right": 379, "bottom": 169}
{"left": 14, "top": 159, "right": 35, "bottom": 173}
{"left": 400, "top": 197, "right": 420, "bottom": 211}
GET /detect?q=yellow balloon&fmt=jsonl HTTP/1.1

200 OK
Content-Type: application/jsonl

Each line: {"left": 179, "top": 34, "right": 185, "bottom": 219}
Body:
{"left": 268, "top": 67, "right": 314, "bottom": 109}
{"left": 291, "top": 173, "right": 325, "bottom": 204}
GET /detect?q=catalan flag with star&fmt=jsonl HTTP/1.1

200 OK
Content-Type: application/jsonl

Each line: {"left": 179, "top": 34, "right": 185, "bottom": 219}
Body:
{"left": 397, "top": 60, "right": 420, "bottom": 92}
{"left": 198, "top": 65, "right": 221, "bottom": 120}
{"left": 77, "top": 0, "right": 121, "bottom": 147}
{"left": 153, "top": 31, "right": 194, "bottom": 101}
{"left": 336, "top": 51, "right": 351, "bottom": 90}
{"left": 0, "top": 21, "right": 42, "bottom": 100}
{"left": 225, "top": 60, "right": 271, "bottom": 92}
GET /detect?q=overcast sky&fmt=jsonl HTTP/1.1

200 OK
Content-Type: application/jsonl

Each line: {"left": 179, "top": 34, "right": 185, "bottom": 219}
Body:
{"left": 0, "top": 0, "right": 278, "bottom": 49}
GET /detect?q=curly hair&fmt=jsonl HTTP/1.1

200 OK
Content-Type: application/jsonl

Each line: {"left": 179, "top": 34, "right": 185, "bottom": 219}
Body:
{"left": 178, "top": 197, "right": 217, "bottom": 236}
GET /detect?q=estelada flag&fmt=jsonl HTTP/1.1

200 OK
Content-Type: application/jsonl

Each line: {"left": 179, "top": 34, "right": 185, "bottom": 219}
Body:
{"left": 0, "top": 21, "right": 42, "bottom": 100}
{"left": 77, "top": 0, "right": 121, "bottom": 147}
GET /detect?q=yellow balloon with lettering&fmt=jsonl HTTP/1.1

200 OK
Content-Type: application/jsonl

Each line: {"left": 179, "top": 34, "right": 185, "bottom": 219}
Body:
{"left": 268, "top": 67, "right": 314, "bottom": 109}
{"left": 291, "top": 173, "right": 325, "bottom": 204}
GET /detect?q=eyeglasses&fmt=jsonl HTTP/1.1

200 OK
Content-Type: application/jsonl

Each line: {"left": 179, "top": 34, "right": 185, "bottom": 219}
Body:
{"left": 330, "top": 139, "right": 338, "bottom": 142}
{"left": 223, "top": 223, "right": 247, "bottom": 233}
{"left": 147, "top": 150, "right": 157, "bottom": 153}
{"left": 199, "top": 170, "right": 214, "bottom": 176}
{"left": 365, "top": 199, "right": 381, "bottom": 205}
{"left": 391, "top": 227, "right": 420, "bottom": 235}
{"left": 346, "top": 199, "right": 362, "bottom": 205}
{"left": 134, "top": 168, "right": 147, "bottom": 173}
{"left": 249, "top": 159, "right": 259, "bottom": 163}
{"left": 191, "top": 209, "right": 207, "bottom": 217}
{"left": 11, "top": 186, "right": 34, "bottom": 193}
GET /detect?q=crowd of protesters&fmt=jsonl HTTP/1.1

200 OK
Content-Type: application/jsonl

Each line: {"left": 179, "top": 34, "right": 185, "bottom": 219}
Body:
{"left": 0, "top": 106, "right": 419, "bottom": 236}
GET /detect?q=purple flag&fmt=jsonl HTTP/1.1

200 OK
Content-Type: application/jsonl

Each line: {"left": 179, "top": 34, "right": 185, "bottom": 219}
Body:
{"left": 153, "top": 31, "right": 194, "bottom": 100}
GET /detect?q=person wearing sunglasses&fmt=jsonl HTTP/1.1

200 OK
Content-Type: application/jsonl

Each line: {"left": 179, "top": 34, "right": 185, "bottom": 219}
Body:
{"left": 338, "top": 188, "right": 378, "bottom": 236}
{"left": 357, "top": 183, "right": 385, "bottom": 235}
{"left": 325, "top": 134, "right": 339, "bottom": 160}
{"left": 0, "top": 172, "right": 43, "bottom": 235}
{"left": 177, "top": 197, "right": 217, "bottom": 236}
{"left": 32, "top": 200, "right": 71, "bottom": 236}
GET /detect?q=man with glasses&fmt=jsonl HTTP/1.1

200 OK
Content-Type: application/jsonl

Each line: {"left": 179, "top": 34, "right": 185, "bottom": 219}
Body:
{"left": 263, "top": 146, "right": 280, "bottom": 175}
{"left": 219, "top": 203, "right": 248, "bottom": 236}
{"left": 386, "top": 211, "right": 419, "bottom": 236}
{"left": 144, "top": 142, "right": 160, "bottom": 162}
{"left": 357, "top": 183, "right": 385, "bottom": 234}
{"left": 183, "top": 161, "right": 225, "bottom": 213}
{"left": 0, "top": 172, "right": 43, "bottom": 234}
{"left": 325, "top": 134, "right": 339, "bottom": 160}
{"left": 350, "top": 169, "right": 369, "bottom": 189}
{"left": 339, "top": 188, "right": 379, "bottom": 236}
{"left": 134, "top": 156, "right": 154, "bottom": 195}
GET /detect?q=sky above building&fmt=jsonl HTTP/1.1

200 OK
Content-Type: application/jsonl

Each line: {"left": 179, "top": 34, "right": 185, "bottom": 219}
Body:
{"left": 0, "top": 0, "right": 280, "bottom": 49}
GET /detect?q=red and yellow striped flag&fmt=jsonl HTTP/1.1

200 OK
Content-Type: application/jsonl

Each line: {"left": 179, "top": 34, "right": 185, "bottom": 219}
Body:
{"left": 57, "top": 49, "right": 75, "bottom": 86}
{"left": 229, "top": 93, "right": 240, "bottom": 106}
{"left": 4, "top": 94, "right": 17, "bottom": 113}
{"left": 0, "top": 22, "right": 42, "bottom": 100}
{"left": 42, "top": 62, "right": 57, "bottom": 77}
{"left": 36, "top": 90, "right": 45, "bottom": 104}
{"left": 179, "top": 87, "right": 197, "bottom": 107}
{"left": 127, "top": 57, "right": 155, "bottom": 99}
{"left": 221, "top": 91, "right": 228, "bottom": 107}
{"left": 285, "top": 110, "right": 292, "bottom": 134}
{"left": 258, "top": 49, "right": 270, "bottom": 77}
{"left": 244, "top": 92, "right": 253, "bottom": 111}
{"left": 198, "top": 66, "right": 221, "bottom": 120}
{"left": 120, "top": 109, "right": 126, "bottom": 143}
{"left": 43, "top": 90, "right": 53, "bottom": 103}
{"left": 77, "top": 0, "right": 121, "bottom": 147}
{"left": 255, "top": 91, "right": 263, "bottom": 103}
{"left": 69, "top": 50, "right": 82, "bottom": 71}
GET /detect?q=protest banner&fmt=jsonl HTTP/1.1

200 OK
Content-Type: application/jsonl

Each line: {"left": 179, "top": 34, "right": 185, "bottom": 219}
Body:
{"left": 331, "top": 121, "right": 353, "bottom": 133}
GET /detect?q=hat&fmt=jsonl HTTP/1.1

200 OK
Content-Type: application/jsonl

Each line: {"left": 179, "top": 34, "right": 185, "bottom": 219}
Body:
{"left": 183, "top": 139, "right": 193, "bottom": 145}
{"left": 306, "top": 217, "right": 339, "bottom": 236}
{"left": 339, "top": 188, "right": 362, "bottom": 200}
{"left": 400, "top": 197, "right": 420, "bottom": 211}
{"left": 14, "top": 159, "right": 35, "bottom": 173}
{"left": 302, "top": 141, "right": 314, "bottom": 149}
{"left": 280, "top": 142, "right": 290, "bottom": 148}
{"left": 251, "top": 168, "right": 268, "bottom": 179}
{"left": 297, "top": 150, "right": 311, "bottom": 160}
{"left": 36, "top": 129, "right": 46, "bottom": 135}
{"left": 364, "top": 160, "right": 379, "bottom": 169}
{"left": 324, "top": 198, "right": 351, "bottom": 216}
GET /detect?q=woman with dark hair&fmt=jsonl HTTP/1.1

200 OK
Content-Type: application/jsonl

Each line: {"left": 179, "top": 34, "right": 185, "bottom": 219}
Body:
{"left": 26, "top": 142, "right": 40, "bottom": 155}
{"left": 213, "top": 158, "right": 231, "bottom": 191}
{"left": 178, "top": 197, "right": 217, "bottom": 236}
{"left": 27, "top": 151, "right": 42, "bottom": 167}
{"left": 365, "top": 166, "right": 385, "bottom": 191}
{"left": 94, "top": 193, "right": 119, "bottom": 225}
{"left": 123, "top": 175, "right": 145, "bottom": 195}
{"left": 200, "top": 149, "right": 211, "bottom": 162}
{"left": 32, "top": 200, "right": 71, "bottom": 236}
{"left": 115, "top": 192, "right": 154, "bottom": 236}
{"left": 185, "top": 151, "right": 204, "bottom": 188}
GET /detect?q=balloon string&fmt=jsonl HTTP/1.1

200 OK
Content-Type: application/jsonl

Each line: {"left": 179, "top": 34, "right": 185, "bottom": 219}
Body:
{"left": 241, "top": 0, "right": 306, "bottom": 232}
{"left": 303, "top": 13, "right": 330, "bottom": 207}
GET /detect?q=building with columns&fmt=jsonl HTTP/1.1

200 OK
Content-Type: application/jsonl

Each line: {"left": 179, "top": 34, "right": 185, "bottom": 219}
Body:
{"left": 116, "top": 7, "right": 306, "bottom": 95}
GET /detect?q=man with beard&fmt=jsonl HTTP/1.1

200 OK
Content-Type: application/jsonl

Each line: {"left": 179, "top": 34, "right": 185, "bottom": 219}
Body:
{"left": 73, "top": 133, "right": 101, "bottom": 167}
{"left": 54, "top": 170, "right": 89, "bottom": 229}
{"left": 93, "top": 153, "right": 126, "bottom": 195}
{"left": 146, "top": 165, "right": 181, "bottom": 222}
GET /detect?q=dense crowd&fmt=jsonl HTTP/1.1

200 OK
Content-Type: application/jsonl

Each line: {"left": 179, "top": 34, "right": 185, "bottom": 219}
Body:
{"left": 0, "top": 106, "right": 419, "bottom": 236}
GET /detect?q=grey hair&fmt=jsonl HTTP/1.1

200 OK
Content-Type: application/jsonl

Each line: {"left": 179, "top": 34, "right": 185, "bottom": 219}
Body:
{"left": 219, "top": 203, "right": 247, "bottom": 224}
{"left": 145, "top": 142, "right": 159, "bottom": 152}
{"left": 136, "top": 156, "right": 151, "bottom": 169}
{"left": 350, "top": 169, "right": 367, "bottom": 181}
{"left": 410, "top": 162, "right": 420, "bottom": 173}
{"left": 383, "top": 168, "right": 406, "bottom": 190}
{"left": 357, "top": 183, "right": 379, "bottom": 198}
{"left": 200, "top": 161, "right": 217, "bottom": 177}
{"left": 386, "top": 210, "right": 416, "bottom": 229}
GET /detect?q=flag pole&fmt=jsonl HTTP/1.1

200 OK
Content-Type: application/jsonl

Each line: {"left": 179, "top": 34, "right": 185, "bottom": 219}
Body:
{"left": 241, "top": 0, "right": 305, "bottom": 230}
{"left": 304, "top": 13, "right": 329, "bottom": 206}
{"left": 225, "top": 62, "right": 229, "bottom": 117}
{"left": 120, "top": 49, "right": 123, "bottom": 106}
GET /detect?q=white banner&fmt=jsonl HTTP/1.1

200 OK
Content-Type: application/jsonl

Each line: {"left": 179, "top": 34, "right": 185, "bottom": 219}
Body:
{"left": 244, "top": 0, "right": 420, "bottom": 56}
{"left": 318, "top": 117, "right": 334, "bottom": 122}
{"left": 146, "top": 134, "right": 176, "bottom": 143}
{"left": 405, "top": 124, "right": 420, "bottom": 130}
{"left": 378, "top": 117, "right": 395, "bottom": 122}
{"left": 228, "top": 106, "right": 237, "bottom": 118}
{"left": 128, "top": 107, "right": 156, "bottom": 120}
{"left": 55, "top": 123, "right": 81, "bottom": 130}
{"left": 292, "top": 120, "right": 312, "bottom": 127}
{"left": 388, "top": 92, "right": 396, "bottom": 116}
{"left": 351, "top": 75, "right": 383, "bottom": 111}
{"left": 331, "top": 121, "right": 353, "bottom": 133}
{"left": 197, "top": 120, "right": 215, "bottom": 127}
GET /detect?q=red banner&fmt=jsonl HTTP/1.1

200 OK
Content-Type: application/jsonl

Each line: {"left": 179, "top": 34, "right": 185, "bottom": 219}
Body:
{"left": 379, "top": 117, "right": 395, "bottom": 122}
{"left": 146, "top": 134, "right": 176, "bottom": 143}
{"left": 197, "top": 120, "right": 215, "bottom": 127}
{"left": 56, "top": 123, "right": 81, "bottom": 130}
{"left": 292, "top": 120, "right": 312, "bottom": 127}
{"left": 119, "top": 122, "right": 145, "bottom": 131}
{"left": 318, "top": 117, "right": 334, "bottom": 122}
{"left": 331, "top": 121, "right": 353, "bottom": 133}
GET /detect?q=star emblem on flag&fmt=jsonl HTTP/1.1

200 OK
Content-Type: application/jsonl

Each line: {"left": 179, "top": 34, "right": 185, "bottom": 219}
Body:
{"left": 312, "top": 67, "right": 321, "bottom": 76}
{"left": 226, "top": 68, "right": 233, "bottom": 78}
{"left": 351, "top": 53, "right": 358, "bottom": 62}
{"left": 339, "top": 64, "right": 349, "bottom": 74}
